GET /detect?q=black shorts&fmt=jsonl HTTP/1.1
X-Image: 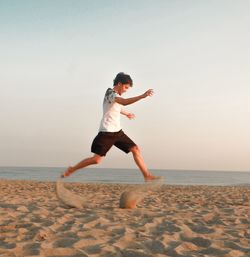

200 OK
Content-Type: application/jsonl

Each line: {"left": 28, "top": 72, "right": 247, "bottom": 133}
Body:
{"left": 91, "top": 130, "right": 136, "bottom": 156}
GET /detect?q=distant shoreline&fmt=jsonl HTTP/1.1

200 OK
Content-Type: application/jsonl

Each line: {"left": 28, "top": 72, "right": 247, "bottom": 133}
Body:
{"left": 1, "top": 167, "right": 250, "bottom": 186}
{"left": 0, "top": 178, "right": 250, "bottom": 188}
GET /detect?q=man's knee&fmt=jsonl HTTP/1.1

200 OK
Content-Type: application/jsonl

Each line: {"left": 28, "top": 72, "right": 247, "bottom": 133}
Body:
{"left": 130, "top": 145, "right": 140, "bottom": 154}
{"left": 92, "top": 155, "right": 102, "bottom": 164}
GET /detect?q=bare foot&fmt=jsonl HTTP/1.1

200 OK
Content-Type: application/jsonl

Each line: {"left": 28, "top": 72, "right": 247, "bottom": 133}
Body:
{"left": 61, "top": 167, "right": 74, "bottom": 178}
{"left": 144, "top": 174, "right": 162, "bottom": 182}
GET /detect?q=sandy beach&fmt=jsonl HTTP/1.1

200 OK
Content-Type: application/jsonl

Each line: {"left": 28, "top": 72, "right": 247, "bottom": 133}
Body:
{"left": 0, "top": 179, "right": 250, "bottom": 257}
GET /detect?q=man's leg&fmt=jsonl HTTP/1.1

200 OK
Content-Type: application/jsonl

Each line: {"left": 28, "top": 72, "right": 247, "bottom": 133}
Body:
{"left": 62, "top": 154, "right": 103, "bottom": 177}
{"left": 130, "top": 145, "right": 160, "bottom": 181}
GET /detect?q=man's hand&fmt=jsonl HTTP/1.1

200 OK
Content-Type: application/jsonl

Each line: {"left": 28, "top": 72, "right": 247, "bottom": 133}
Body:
{"left": 142, "top": 89, "right": 154, "bottom": 98}
{"left": 126, "top": 112, "right": 135, "bottom": 120}
{"left": 121, "top": 109, "right": 135, "bottom": 119}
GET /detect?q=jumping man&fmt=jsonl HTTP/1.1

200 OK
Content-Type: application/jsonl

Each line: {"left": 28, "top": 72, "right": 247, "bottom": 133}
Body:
{"left": 61, "top": 72, "right": 159, "bottom": 181}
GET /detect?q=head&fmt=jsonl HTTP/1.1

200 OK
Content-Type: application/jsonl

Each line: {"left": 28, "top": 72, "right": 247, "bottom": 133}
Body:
{"left": 113, "top": 72, "right": 133, "bottom": 95}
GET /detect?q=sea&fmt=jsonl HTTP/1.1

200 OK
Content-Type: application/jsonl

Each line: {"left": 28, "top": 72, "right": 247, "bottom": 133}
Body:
{"left": 0, "top": 167, "right": 250, "bottom": 186}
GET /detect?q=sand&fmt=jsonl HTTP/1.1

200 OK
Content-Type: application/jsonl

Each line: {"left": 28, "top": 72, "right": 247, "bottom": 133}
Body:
{"left": 0, "top": 179, "right": 250, "bottom": 257}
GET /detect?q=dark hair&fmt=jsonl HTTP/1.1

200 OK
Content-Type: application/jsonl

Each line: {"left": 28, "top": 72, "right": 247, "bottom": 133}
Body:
{"left": 113, "top": 72, "right": 133, "bottom": 87}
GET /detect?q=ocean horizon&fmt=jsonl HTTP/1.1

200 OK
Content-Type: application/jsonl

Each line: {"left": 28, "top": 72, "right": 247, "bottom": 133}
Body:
{"left": 0, "top": 166, "right": 250, "bottom": 186}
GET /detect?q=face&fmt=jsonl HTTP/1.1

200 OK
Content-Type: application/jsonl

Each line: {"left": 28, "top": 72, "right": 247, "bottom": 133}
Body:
{"left": 116, "top": 83, "right": 130, "bottom": 95}
{"left": 121, "top": 84, "right": 130, "bottom": 94}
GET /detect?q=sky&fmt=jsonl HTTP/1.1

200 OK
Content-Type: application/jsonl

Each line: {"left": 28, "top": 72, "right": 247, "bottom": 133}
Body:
{"left": 1, "top": 0, "right": 250, "bottom": 171}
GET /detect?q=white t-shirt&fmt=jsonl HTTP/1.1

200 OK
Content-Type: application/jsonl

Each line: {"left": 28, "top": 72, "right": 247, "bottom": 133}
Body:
{"left": 99, "top": 88, "right": 122, "bottom": 132}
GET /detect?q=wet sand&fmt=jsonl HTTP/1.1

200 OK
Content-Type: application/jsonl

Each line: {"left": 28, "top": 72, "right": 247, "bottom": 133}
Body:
{"left": 0, "top": 179, "right": 250, "bottom": 257}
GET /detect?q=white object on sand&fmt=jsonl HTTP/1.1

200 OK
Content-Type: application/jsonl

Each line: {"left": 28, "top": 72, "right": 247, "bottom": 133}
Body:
{"left": 56, "top": 179, "right": 85, "bottom": 209}
{"left": 119, "top": 178, "right": 164, "bottom": 209}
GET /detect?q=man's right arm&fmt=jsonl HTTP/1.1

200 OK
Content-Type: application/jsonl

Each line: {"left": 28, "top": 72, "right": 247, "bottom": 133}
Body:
{"left": 115, "top": 89, "right": 154, "bottom": 106}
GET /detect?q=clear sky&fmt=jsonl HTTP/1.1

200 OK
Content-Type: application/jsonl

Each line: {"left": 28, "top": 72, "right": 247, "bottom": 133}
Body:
{"left": 1, "top": 0, "right": 250, "bottom": 171}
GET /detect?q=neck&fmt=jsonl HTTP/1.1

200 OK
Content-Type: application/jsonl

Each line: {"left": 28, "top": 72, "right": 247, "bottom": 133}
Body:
{"left": 113, "top": 86, "right": 121, "bottom": 96}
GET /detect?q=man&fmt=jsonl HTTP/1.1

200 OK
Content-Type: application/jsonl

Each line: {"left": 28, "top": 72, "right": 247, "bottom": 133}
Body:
{"left": 61, "top": 72, "right": 159, "bottom": 181}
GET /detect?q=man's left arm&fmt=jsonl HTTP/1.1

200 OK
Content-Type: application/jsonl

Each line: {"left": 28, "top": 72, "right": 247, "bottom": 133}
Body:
{"left": 121, "top": 109, "right": 135, "bottom": 120}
